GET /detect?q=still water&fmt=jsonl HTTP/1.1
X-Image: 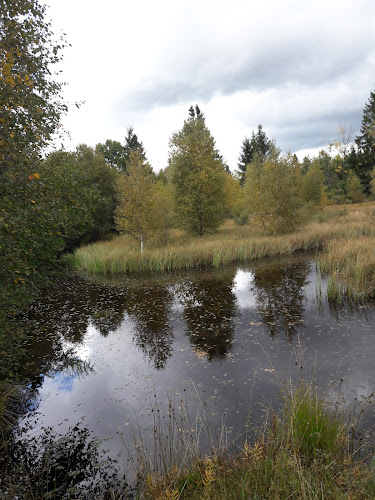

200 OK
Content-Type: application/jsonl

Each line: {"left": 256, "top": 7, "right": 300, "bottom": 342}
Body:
{"left": 19, "top": 255, "right": 375, "bottom": 473}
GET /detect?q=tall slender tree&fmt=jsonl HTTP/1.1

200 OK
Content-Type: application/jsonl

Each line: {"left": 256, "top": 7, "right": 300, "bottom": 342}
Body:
{"left": 114, "top": 151, "right": 160, "bottom": 253}
{"left": 169, "top": 107, "right": 226, "bottom": 236}
{"left": 355, "top": 90, "right": 375, "bottom": 192}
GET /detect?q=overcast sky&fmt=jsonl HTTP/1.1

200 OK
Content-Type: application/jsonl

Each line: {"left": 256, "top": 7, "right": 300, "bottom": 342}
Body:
{"left": 45, "top": 0, "right": 375, "bottom": 172}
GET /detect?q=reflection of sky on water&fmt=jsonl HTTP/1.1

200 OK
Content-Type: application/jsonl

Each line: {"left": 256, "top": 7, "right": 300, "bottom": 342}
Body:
{"left": 232, "top": 268, "right": 256, "bottom": 309}
{"left": 52, "top": 373, "right": 76, "bottom": 392}
{"left": 20, "top": 256, "right": 375, "bottom": 472}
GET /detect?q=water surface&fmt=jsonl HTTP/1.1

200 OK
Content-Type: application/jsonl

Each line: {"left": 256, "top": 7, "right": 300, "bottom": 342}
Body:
{"left": 19, "top": 255, "right": 375, "bottom": 473}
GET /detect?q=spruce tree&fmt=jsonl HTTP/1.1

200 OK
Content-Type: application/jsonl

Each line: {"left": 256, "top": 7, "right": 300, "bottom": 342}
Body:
{"left": 237, "top": 124, "right": 272, "bottom": 185}
{"left": 355, "top": 90, "right": 375, "bottom": 192}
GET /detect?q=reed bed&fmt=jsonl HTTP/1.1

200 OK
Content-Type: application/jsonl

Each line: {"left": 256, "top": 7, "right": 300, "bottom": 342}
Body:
{"left": 66, "top": 202, "right": 375, "bottom": 299}
{"left": 318, "top": 237, "right": 375, "bottom": 301}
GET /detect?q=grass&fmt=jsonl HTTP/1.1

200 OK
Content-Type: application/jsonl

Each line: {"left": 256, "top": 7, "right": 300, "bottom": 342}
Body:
{"left": 136, "top": 381, "right": 375, "bottom": 500}
{"left": 66, "top": 202, "right": 375, "bottom": 301}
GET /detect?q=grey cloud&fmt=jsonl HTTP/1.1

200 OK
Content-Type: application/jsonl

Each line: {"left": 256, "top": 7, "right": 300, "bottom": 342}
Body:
{"left": 114, "top": 40, "right": 371, "bottom": 114}
{"left": 267, "top": 110, "right": 362, "bottom": 152}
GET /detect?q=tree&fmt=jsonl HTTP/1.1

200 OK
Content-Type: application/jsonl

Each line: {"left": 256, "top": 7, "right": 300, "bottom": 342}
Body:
{"left": 169, "top": 106, "right": 226, "bottom": 236}
{"left": 95, "top": 139, "right": 126, "bottom": 171}
{"left": 0, "top": 0, "right": 69, "bottom": 299}
{"left": 346, "top": 170, "right": 364, "bottom": 203}
{"left": 301, "top": 161, "right": 325, "bottom": 206}
{"left": 371, "top": 167, "right": 375, "bottom": 195}
{"left": 124, "top": 126, "right": 147, "bottom": 166}
{"left": 96, "top": 127, "right": 147, "bottom": 173}
{"left": 237, "top": 124, "right": 272, "bottom": 184}
{"left": 74, "top": 144, "right": 119, "bottom": 241}
{"left": 0, "top": 0, "right": 67, "bottom": 175}
{"left": 114, "top": 151, "right": 160, "bottom": 253}
{"left": 355, "top": 90, "right": 375, "bottom": 192}
{"left": 244, "top": 150, "right": 301, "bottom": 234}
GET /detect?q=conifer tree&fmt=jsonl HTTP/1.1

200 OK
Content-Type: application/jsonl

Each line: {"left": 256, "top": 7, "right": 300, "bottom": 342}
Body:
{"left": 237, "top": 125, "right": 272, "bottom": 185}
{"left": 355, "top": 90, "right": 375, "bottom": 192}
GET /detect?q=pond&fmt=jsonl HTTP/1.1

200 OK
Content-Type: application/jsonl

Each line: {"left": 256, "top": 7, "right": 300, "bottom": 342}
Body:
{"left": 17, "top": 254, "right": 375, "bottom": 478}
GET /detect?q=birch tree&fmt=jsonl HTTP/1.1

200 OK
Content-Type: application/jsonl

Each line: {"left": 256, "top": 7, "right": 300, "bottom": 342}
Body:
{"left": 244, "top": 150, "right": 301, "bottom": 234}
{"left": 114, "top": 151, "right": 160, "bottom": 253}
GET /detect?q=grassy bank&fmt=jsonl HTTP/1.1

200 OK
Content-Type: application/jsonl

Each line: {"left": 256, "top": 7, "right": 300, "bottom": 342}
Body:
{"left": 137, "top": 382, "right": 375, "bottom": 499}
{"left": 66, "top": 202, "right": 375, "bottom": 300}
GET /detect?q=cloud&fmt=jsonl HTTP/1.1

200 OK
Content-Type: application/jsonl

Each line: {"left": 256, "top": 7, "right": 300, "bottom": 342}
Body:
{"left": 45, "top": 0, "right": 375, "bottom": 169}
{"left": 112, "top": 0, "right": 375, "bottom": 114}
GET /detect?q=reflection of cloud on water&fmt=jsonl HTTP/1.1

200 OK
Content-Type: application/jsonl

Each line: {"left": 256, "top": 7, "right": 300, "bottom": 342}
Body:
{"left": 52, "top": 373, "right": 76, "bottom": 392}
{"left": 71, "top": 324, "right": 95, "bottom": 361}
{"left": 232, "top": 269, "right": 256, "bottom": 309}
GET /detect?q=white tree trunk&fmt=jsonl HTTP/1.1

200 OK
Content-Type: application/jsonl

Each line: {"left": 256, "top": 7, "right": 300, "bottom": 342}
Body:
{"left": 140, "top": 233, "right": 143, "bottom": 254}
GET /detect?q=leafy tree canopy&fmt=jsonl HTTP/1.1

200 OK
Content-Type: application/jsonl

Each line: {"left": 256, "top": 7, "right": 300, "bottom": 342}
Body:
{"left": 0, "top": 0, "right": 67, "bottom": 175}
{"left": 169, "top": 106, "right": 227, "bottom": 236}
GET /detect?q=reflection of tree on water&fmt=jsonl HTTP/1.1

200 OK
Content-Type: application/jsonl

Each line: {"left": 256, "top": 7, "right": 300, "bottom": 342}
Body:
{"left": 126, "top": 285, "right": 174, "bottom": 370}
{"left": 252, "top": 261, "right": 311, "bottom": 340}
{"left": 178, "top": 275, "right": 239, "bottom": 361}
{"left": 1, "top": 424, "right": 128, "bottom": 498}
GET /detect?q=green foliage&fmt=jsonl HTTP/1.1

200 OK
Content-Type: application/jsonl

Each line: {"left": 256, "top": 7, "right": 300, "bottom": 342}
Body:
{"left": 355, "top": 89, "right": 375, "bottom": 192}
{"left": 237, "top": 124, "right": 272, "bottom": 185}
{"left": 371, "top": 167, "right": 375, "bottom": 195}
{"left": 301, "top": 161, "right": 325, "bottom": 205}
{"left": 346, "top": 170, "right": 364, "bottom": 203}
{"left": 0, "top": 0, "right": 67, "bottom": 175}
{"left": 74, "top": 144, "right": 119, "bottom": 241}
{"left": 95, "top": 139, "right": 127, "bottom": 171}
{"left": 169, "top": 107, "right": 226, "bottom": 236}
{"left": 96, "top": 127, "right": 147, "bottom": 173}
{"left": 0, "top": 0, "right": 73, "bottom": 307}
{"left": 115, "top": 151, "right": 162, "bottom": 252}
{"left": 244, "top": 150, "right": 302, "bottom": 234}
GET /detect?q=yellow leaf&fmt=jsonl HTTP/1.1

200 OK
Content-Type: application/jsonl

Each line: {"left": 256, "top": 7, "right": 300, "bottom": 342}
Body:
{"left": 34, "top": 173, "right": 40, "bottom": 179}
{"left": 31, "top": 200, "right": 35, "bottom": 203}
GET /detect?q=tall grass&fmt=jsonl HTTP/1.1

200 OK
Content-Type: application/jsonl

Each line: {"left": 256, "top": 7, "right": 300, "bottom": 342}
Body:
{"left": 318, "top": 237, "right": 375, "bottom": 301}
{"left": 66, "top": 203, "right": 375, "bottom": 283}
{"left": 137, "top": 381, "right": 375, "bottom": 499}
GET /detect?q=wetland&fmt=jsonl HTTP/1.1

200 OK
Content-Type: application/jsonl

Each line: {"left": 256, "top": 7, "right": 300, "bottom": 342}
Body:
{"left": 11, "top": 253, "right": 375, "bottom": 487}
